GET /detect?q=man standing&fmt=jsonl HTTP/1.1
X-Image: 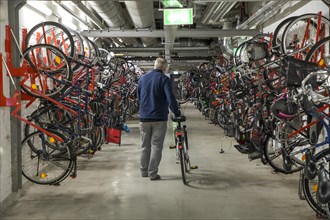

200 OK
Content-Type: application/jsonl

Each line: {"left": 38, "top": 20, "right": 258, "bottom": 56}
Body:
{"left": 138, "top": 57, "right": 181, "bottom": 180}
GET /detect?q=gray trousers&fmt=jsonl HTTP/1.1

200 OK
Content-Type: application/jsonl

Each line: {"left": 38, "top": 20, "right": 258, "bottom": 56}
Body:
{"left": 139, "top": 121, "right": 167, "bottom": 177}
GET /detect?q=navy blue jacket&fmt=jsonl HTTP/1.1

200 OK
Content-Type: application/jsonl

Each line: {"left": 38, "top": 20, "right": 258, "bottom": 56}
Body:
{"left": 138, "top": 69, "right": 181, "bottom": 122}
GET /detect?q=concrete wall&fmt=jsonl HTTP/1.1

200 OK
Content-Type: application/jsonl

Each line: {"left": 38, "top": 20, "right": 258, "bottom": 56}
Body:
{"left": 0, "top": 1, "right": 64, "bottom": 209}
{"left": 0, "top": 0, "right": 13, "bottom": 206}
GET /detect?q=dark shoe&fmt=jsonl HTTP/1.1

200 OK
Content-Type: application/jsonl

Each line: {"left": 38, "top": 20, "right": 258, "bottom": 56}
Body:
{"left": 142, "top": 173, "right": 148, "bottom": 177}
{"left": 150, "top": 175, "right": 161, "bottom": 181}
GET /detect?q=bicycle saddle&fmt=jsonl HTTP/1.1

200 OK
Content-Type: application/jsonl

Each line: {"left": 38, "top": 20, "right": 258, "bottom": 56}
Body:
{"left": 316, "top": 166, "right": 330, "bottom": 204}
{"left": 172, "top": 115, "right": 186, "bottom": 122}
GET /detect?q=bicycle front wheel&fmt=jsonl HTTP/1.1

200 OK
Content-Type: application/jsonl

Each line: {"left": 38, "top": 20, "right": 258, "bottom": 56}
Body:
{"left": 305, "top": 36, "right": 330, "bottom": 65}
{"left": 281, "top": 14, "right": 330, "bottom": 58}
{"left": 22, "top": 131, "right": 74, "bottom": 185}
{"left": 21, "top": 44, "right": 73, "bottom": 98}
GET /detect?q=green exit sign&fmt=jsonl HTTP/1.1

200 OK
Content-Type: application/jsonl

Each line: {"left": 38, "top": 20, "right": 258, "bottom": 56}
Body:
{"left": 164, "top": 8, "right": 193, "bottom": 25}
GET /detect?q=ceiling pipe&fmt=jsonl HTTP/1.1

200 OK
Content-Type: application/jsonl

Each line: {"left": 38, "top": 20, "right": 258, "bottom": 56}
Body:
{"left": 219, "top": 21, "right": 233, "bottom": 59}
{"left": 125, "top": 0, "right": 157, "bottom": 47}
{"left": 237, "top": 0, "right": 287, "bottom": 29}
{"left": 201, "top": 2, "right": 220, "bottom": 24}
{"left": 71, "top": 0, "right": 105, "bottom": 29}
{"left": 55, "top": 1, "right": 94, "bottom": 29}
{"left": 87, "top": 1, "right": 138, "bottom": 46}
{"left": 209, "top": 2, "right": 228, "bottom": 22}
{"left": 213, "top": 2, "right": 237, "bottom": 22}
{"left": 164, "top": 25, "right": 178, "bottom": 62}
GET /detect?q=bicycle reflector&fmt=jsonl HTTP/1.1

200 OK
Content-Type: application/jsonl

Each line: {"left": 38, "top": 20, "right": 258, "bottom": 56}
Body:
{"left": 31, "top": 84, "right": 37, "bottom": 90}
{"left": 49, "top": 137, "right": 56, "bottom": 143}
{"left": 176, "top": 131, "right": 184, "bottom": 136}
{"left": 178, "top": 145, "right": 183, "bottom": 149}
{"left": 313, "top": 184, "right": 318, "bottom": 192}
{"left": 40, "top": 173, "right": 48, "bottom": 179}
{"left": 54, "top": 56, "right": 61, "bottom": 65}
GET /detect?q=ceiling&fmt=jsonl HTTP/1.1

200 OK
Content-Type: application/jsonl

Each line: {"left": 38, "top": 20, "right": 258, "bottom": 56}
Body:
{"left": 26, "top": 0, "right": 309, "bottom": 71}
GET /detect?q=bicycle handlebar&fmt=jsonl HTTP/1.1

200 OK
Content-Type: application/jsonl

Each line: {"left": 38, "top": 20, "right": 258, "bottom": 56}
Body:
{"left": 301, "top": 70, "right": 330, "bottom": 103}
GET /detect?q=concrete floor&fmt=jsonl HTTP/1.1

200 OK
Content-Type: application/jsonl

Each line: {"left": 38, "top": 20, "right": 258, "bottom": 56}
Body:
{"left": 1, "top": 104, "right": 316, "bottom": 220}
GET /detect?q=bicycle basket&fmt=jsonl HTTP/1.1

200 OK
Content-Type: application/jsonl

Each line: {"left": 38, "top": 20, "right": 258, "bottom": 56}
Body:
{"left": 285, "top": 57, "right": 319, "bottom": 87}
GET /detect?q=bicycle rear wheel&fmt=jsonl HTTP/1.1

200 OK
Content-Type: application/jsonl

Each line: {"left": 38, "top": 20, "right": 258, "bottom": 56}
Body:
{"left": 303, "top": 148, "right": 330, "bottom": 217}
{"left": 264, "top": 118, "right": 308, "bottom": 174}
{"left": 21, "top": 131, "right": 74, "bottom": 185}
{"left": 25, "top": 21, "right": 75, "bottom": 58}
{"left": 179, "top": 149, "right": 187, "bottom": 185}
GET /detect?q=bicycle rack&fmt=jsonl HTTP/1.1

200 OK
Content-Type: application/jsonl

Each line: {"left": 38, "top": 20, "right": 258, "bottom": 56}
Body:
{"left": 0, "top": 25, "right": 35, "bottom": 107}
{"left": 0, "top": 25, "right": 66, "bottom": 142}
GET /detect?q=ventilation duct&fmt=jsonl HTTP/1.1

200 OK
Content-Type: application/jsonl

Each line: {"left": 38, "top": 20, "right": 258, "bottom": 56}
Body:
{"left": 236, "top": 0, "right": 287, "bottom": 29}
{"left": 87, "top": 1, "right": 138, "bottom": 46}
{"left": 125, "top": 1, "right": 157, "bottom": 47}
{"left": 219, "top": 21, "right": 233, "bottom": 59}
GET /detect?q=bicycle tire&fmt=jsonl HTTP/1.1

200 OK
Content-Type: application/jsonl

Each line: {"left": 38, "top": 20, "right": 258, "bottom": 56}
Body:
{"left": 179, "top": 149, "right": 187, "bottom": 185}
{"left": 305, "top": 36, "right": 330, "bottom": 65}
{"left": 303, "top": 148, "right": 330, "bottom": 217}
{"left": 21, "top": 44, "right": 73, "bottom": 98}
{"left": 263, "top": 120, "right": 307, "bottom": 174}
{"left": 25, "top": 21, "right": 75, "bottom": 58}
{"left": 271, "top": 16, "right": 297, "bottom": 55}
{"left": 87, "top": 38, "right": 100, "bottom": 58}
{"left": 21, "top": 130, "right": 74, "bottom": 185}
{"left": 281, "top": 14, "right": 330, "bottom": 57}
{"left": 24, "top": 105, "right": 75, "bottom": 141}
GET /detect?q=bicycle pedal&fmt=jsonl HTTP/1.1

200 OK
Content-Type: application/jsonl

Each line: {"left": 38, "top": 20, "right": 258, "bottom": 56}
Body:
{"left": 169, "top": 146, "right": 176, "bottom": 149}
{"left": 191, "top": 165, "right": 198, "bottom": 169}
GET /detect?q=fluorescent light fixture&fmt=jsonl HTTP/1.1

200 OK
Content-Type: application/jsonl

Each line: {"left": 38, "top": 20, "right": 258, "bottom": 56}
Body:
{"left": 173, "top": 71, "right": 179, "bottom": 74}
{"left": 162, "top": 0, "right": 183, "bottom": 8}
{"left": 27, "top": 1, "right": 53, "bottom": 16}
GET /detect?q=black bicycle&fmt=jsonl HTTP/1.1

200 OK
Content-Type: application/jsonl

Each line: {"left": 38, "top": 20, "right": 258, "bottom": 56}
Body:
{"left": 172, "top": 115, "right": 198, "bottom": 185}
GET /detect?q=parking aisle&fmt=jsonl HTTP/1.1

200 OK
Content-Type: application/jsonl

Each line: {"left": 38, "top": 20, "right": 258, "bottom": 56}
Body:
{"left": 2, "top": 104, "right": 314, "bottom": 220}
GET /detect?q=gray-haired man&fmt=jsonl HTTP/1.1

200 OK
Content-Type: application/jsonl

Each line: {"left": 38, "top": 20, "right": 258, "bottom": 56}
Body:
{"left": 137, "top": 58, "right": 181, "bottom": 180}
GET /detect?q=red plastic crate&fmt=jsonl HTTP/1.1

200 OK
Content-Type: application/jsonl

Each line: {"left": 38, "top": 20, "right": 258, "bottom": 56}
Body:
{"left": 106, "top": 127, "right": 121, "bottom": 146}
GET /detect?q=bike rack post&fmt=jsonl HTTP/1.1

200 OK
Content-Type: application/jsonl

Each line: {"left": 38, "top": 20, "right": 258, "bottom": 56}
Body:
{"left": 0, "top": 53, "right": 20, "bottom": 107}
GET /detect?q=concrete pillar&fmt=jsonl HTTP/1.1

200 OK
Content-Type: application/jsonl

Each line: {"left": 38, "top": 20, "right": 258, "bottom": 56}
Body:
{"left": 0, "top": 0, "right": 25, "bottom": 213}
{"left": 8, "top": 0, "right": 25, "bottom": 194}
